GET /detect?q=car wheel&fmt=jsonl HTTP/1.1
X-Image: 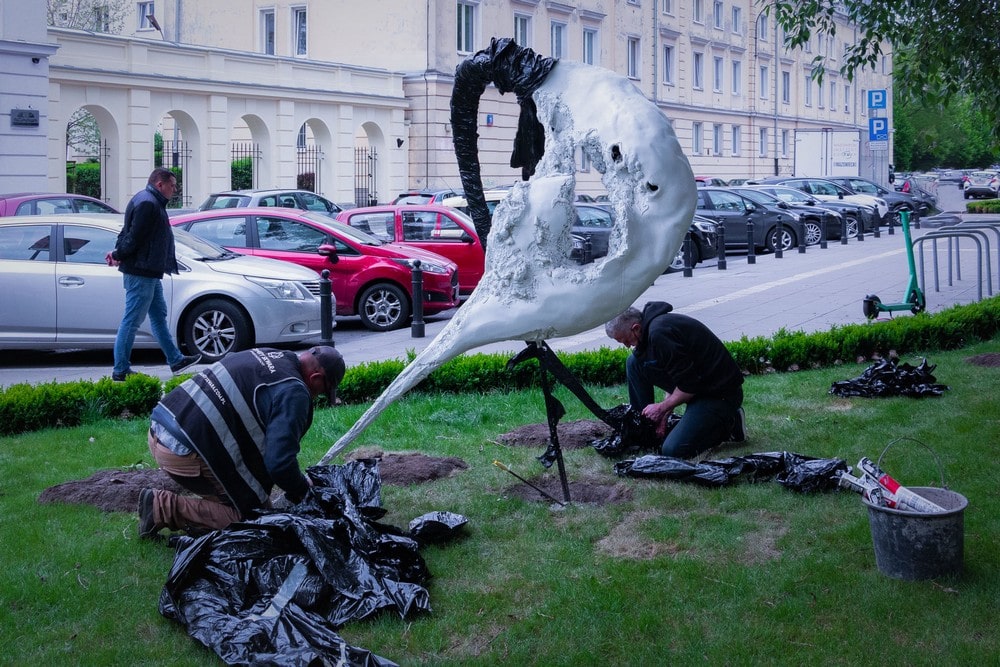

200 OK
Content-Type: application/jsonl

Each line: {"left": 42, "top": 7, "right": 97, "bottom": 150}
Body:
{"left": 963, "top": 191, "right": 969, "bottom": 199}
{"left": 803, "top": 221, "right": 822, "bottom": 246}
{"left": 181, "top": 298, "right": 252, "bottom": 363}
{"left": 359, "top": 283, "right": 410, "bottom": 332}
{"left": 845, "top": 216, "right": 859, "bottom": 238}
{"left": 765, "top": 227, "right": 796, "bottom": 252}
{"left": 664, "top": 242, "right": 701, "bottom": 273}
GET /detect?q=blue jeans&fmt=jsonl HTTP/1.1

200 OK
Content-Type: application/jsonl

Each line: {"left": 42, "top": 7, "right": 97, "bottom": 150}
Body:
{"left": 626, "top": 353, "right": 743, "bottom": 459}
{"left": 113, "top": 273, "right": 183, "bottom": 374}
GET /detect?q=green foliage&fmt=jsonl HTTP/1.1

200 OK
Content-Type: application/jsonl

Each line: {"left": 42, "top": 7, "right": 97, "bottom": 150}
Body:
{"left": 965, "top": 199, "right": 1000, "bottom": 214}
{"left": 231, "top": 158, "right": 254, "bottom": 190}
{"left": 297, "top": 172, "right": 316, "bottom": 192}
{"left": 67, "top": 161, "right": 102, "bottom": 198}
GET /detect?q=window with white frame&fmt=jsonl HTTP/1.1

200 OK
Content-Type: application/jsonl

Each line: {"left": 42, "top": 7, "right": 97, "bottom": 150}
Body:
{"left": 756, "top": 13, "right": 767, "bottom": 40}
{"left": 712, "top": 124, "right": 723, "bottom": 156}
{"left": 759, "top": 65, "right": 768, "bottom": 99}
{"left": 260, "top": 9, "right": 275, "bottom": 55}
{"left": 583, "top": 28, "right": 597, "bottom": 65}
{"left": 731, "top": 6, "right": 742, "bottom": 33}
{"left": 829, "top": 81, "right": 837, "bottom": 111}
{"left": 93, "top": 4, "right": 110, "bottom": 31}
{"left": 457, "top": 1, "right": 476, "bottom": 53}
{"left": 817, "top": 78, "right": 824, "bottom": 107}
{"left": 693, "top": 51, "right": 704, "bottom": 89}
{"left": 627, "top": 37, "right": 641, "bottom": 79}
{"left": 731, "top": 60, "right": 741, "bottom": 94}
{"left": 514, "top": 14, "right": 531, "bottom": 47}
{"left": 292, "top": 6, "right": 307, "bottom": 57}
{"left": 663, "top": 0, "right": 674, "bottom": 14}
{"left": 844, "top": 84, "right": 850, "bottom": 112}
{"left": 861, "top": 88, "right": 867, "bottom": 115}
{"left": 137, "top": 1, "right": 155, "bottom": 30}
{"left": 781, "top": 71, "right": 790, "bottom": 104}
{"left": 713, "top": 1, "right": 723, "bottom": 29}
{"left": 804, "top": 36, "right": 812, "bottom": 53}
{"left": 578, "top": 146, "right": 591, "bottom": 172}
{"left": 781, "top": 129, "right": 789, "bottom": 157}
{"left": 551, "top": 21, "right": 567, "bottom": 58}
{"left": 692, "top": 121, "right": 703, "bottom": 154}
{"left": 731, "top": 125, "right": 740, "bottom": 156}
{"left": 804, "top": 74, "right": 813, "bottom": 106}
{"left": 693, "top": 0, "right": 704, "bottom": 24}
{"left": 713, "top": 56, "right": 724, "bottom": 92}
{"left": 759, "top": 127, "right": 768, "bottom": 157}
{"left": 663, "top": 44, "right": 675, "bottom": 85}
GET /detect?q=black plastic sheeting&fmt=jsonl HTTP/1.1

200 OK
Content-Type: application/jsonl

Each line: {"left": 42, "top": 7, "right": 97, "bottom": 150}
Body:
{"left": 829, "top": 357, "right": 949, "bottom": 398}
{"left": 450, "top": 37, "right": 556, "bottom": 246}
{"left": 158, "top": 460, "right": 467, "bottom": 666}
{"left": 592, "top": 404, "right": 680, "bottom": 458}
{"left": 614, "top": 451, "right": 848, "bottom": 493}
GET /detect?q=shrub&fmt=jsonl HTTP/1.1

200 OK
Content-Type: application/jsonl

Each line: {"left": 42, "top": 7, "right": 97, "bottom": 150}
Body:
{"left": 965, "top": 199, "right": 1000, "bottom": 214}
{"left": 231, "top": 158, "right": 254, "bottom": 190}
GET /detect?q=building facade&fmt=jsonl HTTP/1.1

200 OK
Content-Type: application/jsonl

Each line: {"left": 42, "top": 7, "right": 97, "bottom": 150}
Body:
{"left": 2, "top": 0, "right": 894, "bottom": 205}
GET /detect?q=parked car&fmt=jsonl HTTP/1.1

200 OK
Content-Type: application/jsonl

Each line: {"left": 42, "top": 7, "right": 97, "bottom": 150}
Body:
{"left": 391, "top": 188, "right": 462, "bottom": 205}
{"left": 0, "top": 193, "right": 120, "bottom": 216}
{"left": 0, "top": 214, "right": 328, "bottom": 361}
{"left": 197, "top": 189, "right": 343, "bottom": 217}
{"left": 962, "top": 171, "right": 1000, "bottom": 199}
{"left": 695, "top": 187, "right": 807, "bottom": 252}
{"left": 825, "top": 176, "right": 921, "bottom": 224}
{"left": 172, "top": 207, "right": 460, "bottom": 332}
{"left": 728, "top": 187, "right": 834, "bottom": 246}
{"left": 737, "top": 184, "right": 873, "bottom": 239}
{"left": 695, "top": 176, "right": 729, "bottom": 187}
{"left": 754, "top": 177, "right": 889, "bottom": 228}
{"left": 665, "top": 215, "right": 720, "bottom": 272}
{"left": 336, "top": 204, "right": 484, "bottom": 296}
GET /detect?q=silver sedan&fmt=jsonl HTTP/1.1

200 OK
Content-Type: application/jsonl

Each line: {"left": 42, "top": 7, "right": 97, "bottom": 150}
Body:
{"left": 0, "top": 215, "right": 332, "bottom": 362}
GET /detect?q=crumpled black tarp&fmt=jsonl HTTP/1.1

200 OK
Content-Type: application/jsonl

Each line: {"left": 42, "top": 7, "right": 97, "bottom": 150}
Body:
{"left": 158, "top": 460, "right": 467, "bottom": 667}
{"left": 592, "top": 404, "right": 680, "bottom": 457}
{"left": 829, "top": 357, "right": 949, "bottom": 398}
{"left": 450, "top": 37, "right": 557, "bottom": 246}
{"left": 614, "top": 451, "right": 847, "bottom": 493}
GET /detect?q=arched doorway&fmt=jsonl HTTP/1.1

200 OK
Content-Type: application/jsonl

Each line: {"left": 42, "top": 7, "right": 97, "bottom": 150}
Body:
{"left": 231, "top": 114, "right": 271, "bottom": 191}
{"left": 64, "top": 105, "right": 119, "bottom": 205}
{"left": 155, "top": 110, "right": 201, "bottom": 208}
{"left": 355, "top": 121, "right": 386, "bottom": 206}
{"left": 296, "top": 118, "right": 331, "bottom": 195}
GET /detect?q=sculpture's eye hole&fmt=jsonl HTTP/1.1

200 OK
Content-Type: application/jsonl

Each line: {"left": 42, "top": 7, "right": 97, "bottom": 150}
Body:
{"left": 647, "top": 183, "right": 659, "bottom": 192}
{"left": 611, "top": 145, "right": 622, "bottom": 162}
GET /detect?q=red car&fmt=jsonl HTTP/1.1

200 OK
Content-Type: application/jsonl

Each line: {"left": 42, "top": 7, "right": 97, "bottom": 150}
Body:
{"left": 0, "top": 192, "right": 120, "bottom": 216}
{"left": 172, "top": 208, "right": 460, "bottom": 331}
{"left": 336, "top": 204, "right": 484, "bottom": 296}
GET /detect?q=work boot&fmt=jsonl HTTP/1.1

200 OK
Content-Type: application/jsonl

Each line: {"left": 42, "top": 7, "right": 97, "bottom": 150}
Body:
{"left": 137, "top": 488, "right": 164, "bottom": 539}
{"left": 729, "top": 407, "right": 747, "bottom": 443}
{"left": 111, "top": 369, "right": 138, "bottom": 382}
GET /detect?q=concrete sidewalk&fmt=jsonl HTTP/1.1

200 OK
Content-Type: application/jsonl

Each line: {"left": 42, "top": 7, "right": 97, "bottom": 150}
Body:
{"left": 1, "top": 216, "right": 994, "bottom": 387}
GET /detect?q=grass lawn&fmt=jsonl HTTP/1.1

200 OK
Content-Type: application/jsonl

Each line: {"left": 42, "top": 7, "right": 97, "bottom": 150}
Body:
{"left": 1, "top": 338, "right": 998, "bottom": 665}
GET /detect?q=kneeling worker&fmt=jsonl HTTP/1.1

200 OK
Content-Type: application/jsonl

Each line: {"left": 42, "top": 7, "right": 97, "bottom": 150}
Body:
{"left": 605, "top": 303, "right": 745, "bottom": 459}
{"left": 138, "top": 345, "right": 345, "bottom": 538}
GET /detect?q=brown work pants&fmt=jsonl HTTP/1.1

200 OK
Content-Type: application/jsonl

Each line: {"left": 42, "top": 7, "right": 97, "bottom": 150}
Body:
{"left": 147, "top": 430, "right": 242, "bottom": 532}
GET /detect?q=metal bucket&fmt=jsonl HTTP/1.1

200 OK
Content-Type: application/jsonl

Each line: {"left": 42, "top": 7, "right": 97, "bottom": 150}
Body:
{"left": 862, "top": 438, "right": 967, "bottom": 580}
{"left": 864, "top": 486, "right": 968, "bottom": 580}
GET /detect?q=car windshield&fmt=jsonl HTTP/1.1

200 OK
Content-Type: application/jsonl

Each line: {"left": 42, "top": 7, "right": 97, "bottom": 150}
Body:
{"left": 199, "top": 194, "right": 251, "bottom": 210}
{"left": 763, "top": 187, "right": 813, "bottom": 203}
{"left": 735, "top": 189, "right": 778, "bottom": 205}
{"left": 173, "top": 227, "right": 241, "bottom": 260}
{"left": 301, "top": 212, "right": 385, "bottom": 246}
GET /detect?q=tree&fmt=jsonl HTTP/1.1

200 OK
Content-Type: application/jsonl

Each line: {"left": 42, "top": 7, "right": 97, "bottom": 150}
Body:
{"left": 47, "top": 0, "right": 130, "bottom": 33}
{"left": 770, "top": 0, "right": 1000, "bottom": 149}
{"left": 66, "top": 108, "right": 101, "bottom": 158}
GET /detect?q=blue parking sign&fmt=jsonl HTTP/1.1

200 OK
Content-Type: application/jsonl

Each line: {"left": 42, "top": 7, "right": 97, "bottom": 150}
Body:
{"left": 867, "top": 89, "right": 887, "bottom": 109}
{"left": 868, "top": 118, "right": 889, "bottom": 142}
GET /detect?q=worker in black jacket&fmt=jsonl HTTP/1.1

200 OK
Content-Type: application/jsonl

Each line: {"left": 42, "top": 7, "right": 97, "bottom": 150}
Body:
{"left": 605, "top": 302, "right": 746, "bottom": 458}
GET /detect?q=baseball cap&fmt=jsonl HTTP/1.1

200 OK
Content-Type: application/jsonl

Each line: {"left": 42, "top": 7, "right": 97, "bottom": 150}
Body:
{"left": 310, "top": 346, "right": 345, "bottom": 403}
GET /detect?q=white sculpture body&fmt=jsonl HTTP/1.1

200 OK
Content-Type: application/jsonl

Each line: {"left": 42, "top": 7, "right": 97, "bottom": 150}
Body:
{"left": 320, "top": 60, "right": 696, "bottom": 463}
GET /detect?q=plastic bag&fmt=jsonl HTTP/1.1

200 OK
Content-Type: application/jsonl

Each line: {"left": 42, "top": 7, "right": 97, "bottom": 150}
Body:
{"left": 829, "top": 357, "right": 949, "bottom": 398}
{"left": 158, "top": 460, "right": 467, "bottom": 666}
{"left": 591, "top": 404, "right": 680, "bottom": 457}
{"left": 614, "top": 451, "right": 846, "bottom": 492}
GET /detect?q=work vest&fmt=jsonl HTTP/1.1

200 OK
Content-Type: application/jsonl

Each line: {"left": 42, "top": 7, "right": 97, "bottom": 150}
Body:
{"left": 157, "top": 348, "right": 311, "bottom": 516}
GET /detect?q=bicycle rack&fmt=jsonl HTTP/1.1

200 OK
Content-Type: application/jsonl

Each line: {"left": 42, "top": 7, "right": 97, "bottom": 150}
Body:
{"left": 912, "top": 229, "right": 991, "bottom": 301}
{"left": 939, "top": 221, "right": 1000, "bottom": 292}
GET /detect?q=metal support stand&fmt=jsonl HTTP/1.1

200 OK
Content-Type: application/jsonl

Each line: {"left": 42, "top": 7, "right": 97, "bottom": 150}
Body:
{"left": 320, "top": 269, "right": 334, "bottom": 344}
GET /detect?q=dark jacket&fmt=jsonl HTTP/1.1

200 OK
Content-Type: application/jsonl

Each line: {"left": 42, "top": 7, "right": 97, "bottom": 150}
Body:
{"left": 635, "top": 301, "right": 743, "bottom": 398}
{"left": 112, "top": 183, "right": 178, "bottom": 279}
{"left": 152, "top": 348, "right": 313, "bottom": 517}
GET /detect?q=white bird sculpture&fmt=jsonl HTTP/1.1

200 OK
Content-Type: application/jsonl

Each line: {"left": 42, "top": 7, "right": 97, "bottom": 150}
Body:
{"left": 319, "top": 44, "right": 696, "bottom": 464}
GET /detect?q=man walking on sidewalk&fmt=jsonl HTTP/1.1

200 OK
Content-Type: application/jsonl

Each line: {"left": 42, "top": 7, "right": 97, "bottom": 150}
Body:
{"left": 105, "top": 167, "right": 200, "bottom": 381}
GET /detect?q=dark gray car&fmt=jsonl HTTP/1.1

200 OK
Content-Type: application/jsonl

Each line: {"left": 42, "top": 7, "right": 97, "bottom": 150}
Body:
{"left": 695, "top": 188, "right": 806, "bottom": 252}
{"left": 826, "top": 177, "right": 919, "bottom": 225}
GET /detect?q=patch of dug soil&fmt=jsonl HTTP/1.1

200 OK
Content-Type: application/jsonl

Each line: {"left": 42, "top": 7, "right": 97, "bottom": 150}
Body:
{"left": 504, "top": 474, "right": 633, "bottom": 505}
{"left": 495, "top": 419, "right": 613, "bottom": 450}
{"left": 38, "top": 468, "right": 186, "bottom": 513}
{"left": 344, "top": 449, "right": 469, "bottom": 486}
{"left": 967, "top": 352, "right": 1000, "bottom": 368}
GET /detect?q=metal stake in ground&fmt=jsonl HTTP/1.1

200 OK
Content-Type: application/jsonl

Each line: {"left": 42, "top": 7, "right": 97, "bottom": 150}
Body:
{"left": 493, "top": 460, "right": 567, "bottom": 506}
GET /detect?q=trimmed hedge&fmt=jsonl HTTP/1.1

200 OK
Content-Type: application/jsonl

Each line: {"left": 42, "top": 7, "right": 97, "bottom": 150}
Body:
{"left": 2, "top": 296, "right": 999, "bottom": 435}
{"left": 965, "top": 199, "right": 1000, "bottom": 214}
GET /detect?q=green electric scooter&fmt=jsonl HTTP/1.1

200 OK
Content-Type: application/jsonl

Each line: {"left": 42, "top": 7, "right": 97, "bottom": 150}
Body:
{"left": 862, "top": 210, "right": 926, "bottom": 319}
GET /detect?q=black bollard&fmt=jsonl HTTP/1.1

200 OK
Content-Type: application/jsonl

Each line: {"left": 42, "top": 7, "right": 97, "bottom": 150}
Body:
{"left": 716, "top": 223, "right": 727, "bottom": 270}
{"left": 798, "top": 221, "right": 807, "bottom": 253}
{"left": 887, "top": 212, "right": 895, "bottom": 235}
{"left": 857, "top": 218, "right": 865, "bottom": 242}
{"left": 746, "top": 219, "right": 756, "bottom": 264}
{"left": 774, "top": 218, "right": 784, "bottom": 259}
{"left": 682, "top": 232, "right": 693, "bottom": 278}
{"left": 411, "top": 260, "right": 425, "bottom": 338}
{"left": 841, "top": 214, "right": 849, "bottom": 245}
{"left": 320, "top": 269, "right": 334, "bottom": 344}
{"left": 819, "top": 215, "right": 828, "bottom": 250}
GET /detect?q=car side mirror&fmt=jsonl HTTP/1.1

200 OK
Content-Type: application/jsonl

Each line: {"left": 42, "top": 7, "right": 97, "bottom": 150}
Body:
{"left": 318, "top": 243, "right": 339, "bottom": 264}
{"left": 460, "top": 231, "right": 475, "bottom": 243}
{"left": 776, "top": 201, "right": 789, "bottom": 209}
{"left": 744, "top": 202, "right": 756, "bottom": 213}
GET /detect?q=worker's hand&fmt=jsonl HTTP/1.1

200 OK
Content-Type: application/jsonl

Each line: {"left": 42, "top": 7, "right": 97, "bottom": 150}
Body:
{"left": 105, "top": 251, "right": 119, "bottom": 267}
{"left": 642, "top": 401, "right": 673, "bottom": 437}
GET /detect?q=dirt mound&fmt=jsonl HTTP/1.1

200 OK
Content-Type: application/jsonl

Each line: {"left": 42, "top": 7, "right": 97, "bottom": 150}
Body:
{"left": 503, "top": 474, "right": 633, "bottom": 505}
{"left": 967, "top": 352, "right": 1000, "bottom": 367}
{"left": 346, "top": 450, "right": 469, "bottom": 486}
{"left": 495, "top": 419, "right": 613, "bottom": 450}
